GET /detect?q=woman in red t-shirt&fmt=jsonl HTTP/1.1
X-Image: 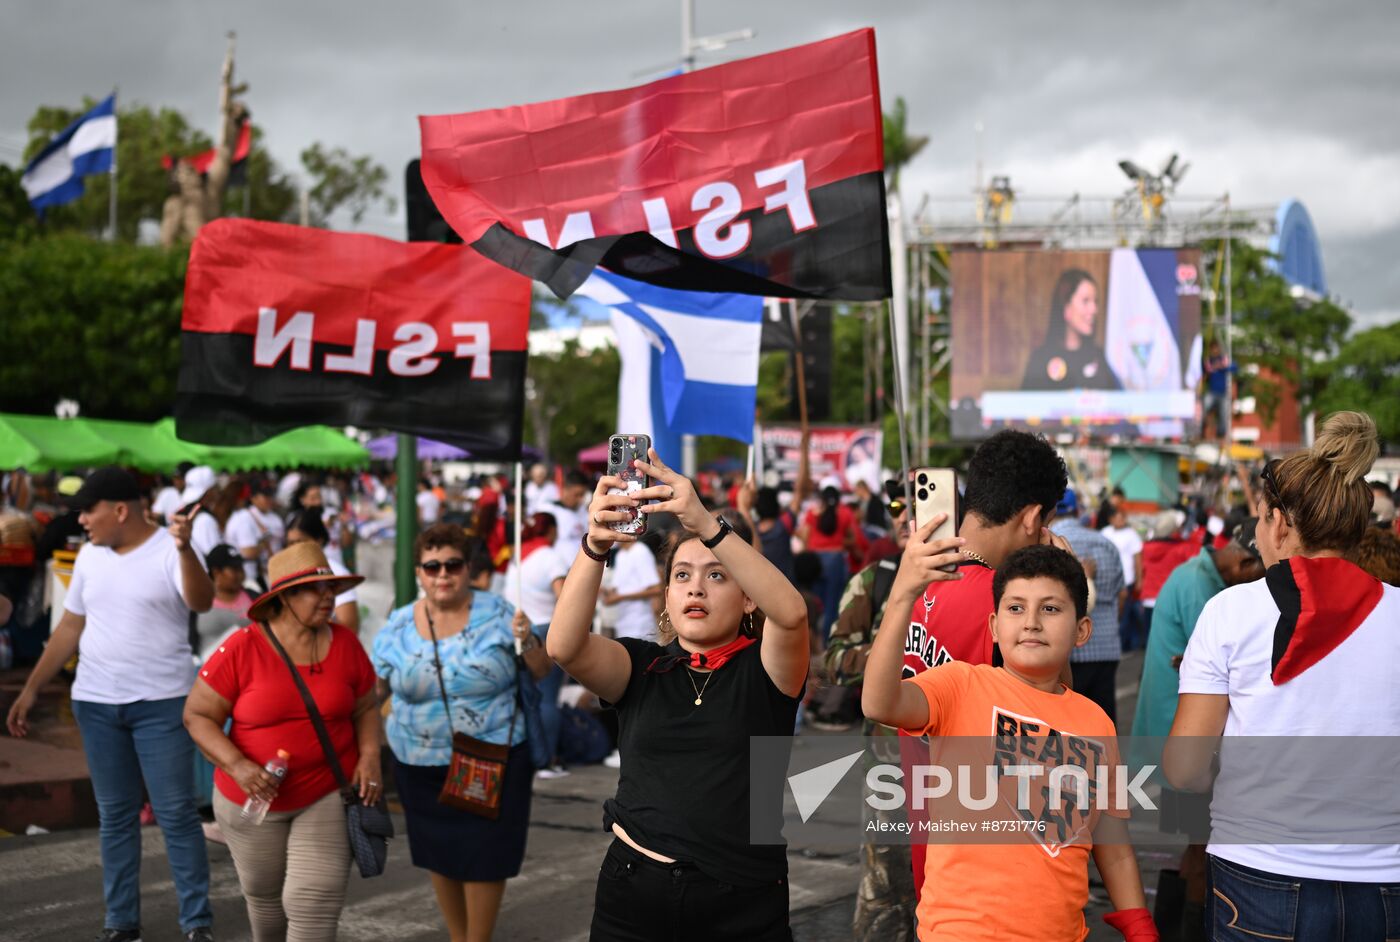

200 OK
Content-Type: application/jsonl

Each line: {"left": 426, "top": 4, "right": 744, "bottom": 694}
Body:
{"left": 184, "top": 543, "right": 378, "bottom": 942}
{"left": 798, "top": 486, "right": 866, "bottom": 637}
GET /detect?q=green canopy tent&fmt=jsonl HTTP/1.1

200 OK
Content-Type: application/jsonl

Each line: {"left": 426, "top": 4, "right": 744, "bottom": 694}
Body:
{"left": 0, "top": 413, "right": 121, "bottom": 472}
{"left": 163, "top": 421, "right": 370, "bottom": 472}
{"left": 0, "top": 414, "right": 369, "bottom": 473}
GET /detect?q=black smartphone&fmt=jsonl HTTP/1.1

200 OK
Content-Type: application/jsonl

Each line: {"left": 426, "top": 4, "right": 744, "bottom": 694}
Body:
{"left": 606, "top": 433, "right": 651, "bottom": 536}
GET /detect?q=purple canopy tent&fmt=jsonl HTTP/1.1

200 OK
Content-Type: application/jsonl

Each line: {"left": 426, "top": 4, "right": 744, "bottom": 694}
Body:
{"left": 366, "top": 435, "right": 543, "bottom": 463}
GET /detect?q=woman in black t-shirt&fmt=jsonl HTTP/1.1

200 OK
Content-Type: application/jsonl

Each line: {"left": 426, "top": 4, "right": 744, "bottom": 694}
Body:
{"left": 547, "top": 449, "right": 810, "bottom": 942}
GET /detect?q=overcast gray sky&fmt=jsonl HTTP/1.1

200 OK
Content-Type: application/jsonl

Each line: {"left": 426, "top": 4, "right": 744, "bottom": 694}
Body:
{"left": 3, "top": 0, "right": 1396, "bottom": 327}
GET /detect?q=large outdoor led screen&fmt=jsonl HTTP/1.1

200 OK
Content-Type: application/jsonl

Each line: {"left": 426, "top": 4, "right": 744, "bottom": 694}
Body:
{"left": 949, "top": 248, "right": 1203, "bottom": 440}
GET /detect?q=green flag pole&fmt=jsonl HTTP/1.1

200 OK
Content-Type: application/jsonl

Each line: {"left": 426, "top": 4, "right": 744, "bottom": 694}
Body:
{"left": 394, "top": 433, "right": 418, "bottom": 607}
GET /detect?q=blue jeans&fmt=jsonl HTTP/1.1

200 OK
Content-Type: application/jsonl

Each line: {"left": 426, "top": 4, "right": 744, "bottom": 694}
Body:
{"left": 73, "top": 697, "right": 212, "bottom": 933}
{"left": 815, "top": 550, "right": 849, "bottom": 639}
{"left": 1119, "top": 596, "right": 1146, "bottom": 651}
{"left": 535, "top": 623, "right": 564, "bottom": 764}
{"left": 1206, "top": 854, "right": 1400, "bottom": 940}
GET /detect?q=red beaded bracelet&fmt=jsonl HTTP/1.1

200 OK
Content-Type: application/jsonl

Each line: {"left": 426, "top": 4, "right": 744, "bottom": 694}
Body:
{"left": 580, "top": 532, "right": 610, "bottom": 563}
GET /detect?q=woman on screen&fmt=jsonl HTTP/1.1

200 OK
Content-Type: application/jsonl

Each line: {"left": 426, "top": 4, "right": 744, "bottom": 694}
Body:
{"left": 1021, "top": 269, "right": 1121, "bottom": 391}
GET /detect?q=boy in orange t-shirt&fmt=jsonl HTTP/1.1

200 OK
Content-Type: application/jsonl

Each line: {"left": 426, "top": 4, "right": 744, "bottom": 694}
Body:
{"left": 864, "top": 532, "right": 1156, "bottom": 941}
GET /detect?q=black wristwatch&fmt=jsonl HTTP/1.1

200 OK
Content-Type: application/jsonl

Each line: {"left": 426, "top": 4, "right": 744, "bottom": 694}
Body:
{"left": 700, "top": 515, "right": 733, "bottom": 550}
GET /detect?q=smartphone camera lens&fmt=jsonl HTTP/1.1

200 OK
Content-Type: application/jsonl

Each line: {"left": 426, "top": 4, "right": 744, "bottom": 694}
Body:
{"left": 917, "top": 488, "right": 929, "bottom": 501}
{"left": 917, "top": 472, "right": 928, "bottom": 486}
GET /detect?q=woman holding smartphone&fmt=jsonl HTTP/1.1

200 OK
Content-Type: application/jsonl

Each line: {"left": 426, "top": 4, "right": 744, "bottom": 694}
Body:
{"left": 547, "top": 448, "right": 810, "bottom": 942}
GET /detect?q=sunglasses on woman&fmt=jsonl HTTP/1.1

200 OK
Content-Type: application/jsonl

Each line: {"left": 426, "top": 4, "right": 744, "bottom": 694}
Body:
{"left": 1259, "top": 459, "right": 1289, "bottom": 520}
{"left": 418, "top": 558, "right": 467, "bottom": 576}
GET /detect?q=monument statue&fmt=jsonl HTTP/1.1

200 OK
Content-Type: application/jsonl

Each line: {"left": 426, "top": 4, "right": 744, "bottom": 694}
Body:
{"left": 160, "top": 33, "right": 248, "bottom": 247}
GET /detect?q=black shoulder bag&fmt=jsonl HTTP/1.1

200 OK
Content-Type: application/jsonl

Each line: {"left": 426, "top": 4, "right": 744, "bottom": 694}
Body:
{"left": 260, "top": 622, "right": 394, "bottom": 878}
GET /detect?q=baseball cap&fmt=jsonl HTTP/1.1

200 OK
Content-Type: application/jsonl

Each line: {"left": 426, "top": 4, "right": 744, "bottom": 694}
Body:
{"left": 180, "top": 466, "right": 217, "bottom": 504}
{"left": 1056, "top": 488, "right": 1079, "bottom": 516}
{"left": 69, "top": 466, "right": 142, "bottom": 511}
{"left": 205, "top": 543, "right": 245, "bottom": 572}
{"left": 1232, "top": 519, "right": 1263, "bottom": 560}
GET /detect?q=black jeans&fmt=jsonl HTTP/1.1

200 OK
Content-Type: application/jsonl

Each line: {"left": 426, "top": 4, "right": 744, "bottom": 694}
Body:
{"left": 590, "top": 838, "right": 792, "bottom": 942}
{"left": 1070, "top": 660, "right": 1119, "bottom": 728}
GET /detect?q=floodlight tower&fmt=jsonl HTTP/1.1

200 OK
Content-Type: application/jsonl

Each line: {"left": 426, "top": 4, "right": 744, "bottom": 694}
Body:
{"left": 680, "top": 0, "right": 754, "bottom": 73}
{"left": 1117, "top": 153, "right": 1189, "bottom": 244}
{"left": 976, "top": 174, "right": 1016, "bottom": 247}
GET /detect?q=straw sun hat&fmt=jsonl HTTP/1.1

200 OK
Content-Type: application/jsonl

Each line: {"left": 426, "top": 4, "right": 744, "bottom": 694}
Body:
{"left": 247, "top": 542, "right": 364, "bottom": 621}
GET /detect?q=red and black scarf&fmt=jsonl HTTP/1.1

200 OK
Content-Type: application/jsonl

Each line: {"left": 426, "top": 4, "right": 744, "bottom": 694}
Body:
{"left": 646, "top": 635, "right": 757, "bottom": 674}
{"left": 1266, "top": 556, "right": 1383, "bottom": 684}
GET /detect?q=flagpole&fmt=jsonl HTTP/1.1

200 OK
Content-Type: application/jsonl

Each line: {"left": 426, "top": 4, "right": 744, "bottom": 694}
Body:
{"left": 108, "top": 88, "right": 118, "bottom": 241}
{"left": 886, "top": 296, "right": 915, "bottom": 510}
{"left": 513, "top": 461, "right": 524, "bottom": 655}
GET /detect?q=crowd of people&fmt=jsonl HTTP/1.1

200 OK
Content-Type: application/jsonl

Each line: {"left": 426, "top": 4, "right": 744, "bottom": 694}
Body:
{"left": 1, "top": 412, "right": 1399, "bottom": 941}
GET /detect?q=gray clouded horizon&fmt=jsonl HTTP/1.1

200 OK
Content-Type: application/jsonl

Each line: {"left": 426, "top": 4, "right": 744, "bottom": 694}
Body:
{"left": 4, "top": 0, "right": 1396, "bottom": 326}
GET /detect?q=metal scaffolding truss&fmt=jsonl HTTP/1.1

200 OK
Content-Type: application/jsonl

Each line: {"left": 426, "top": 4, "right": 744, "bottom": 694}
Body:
{"left": 907, "top": 193, "right": 1277, "bottom": 250}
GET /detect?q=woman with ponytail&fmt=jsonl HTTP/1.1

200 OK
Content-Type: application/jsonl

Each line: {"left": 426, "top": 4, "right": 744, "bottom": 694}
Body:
{"left": 797, "top": 485, "right": 865, "bottom": 637}
{"left": 1166, "top": 412, "right": 1400, "bottom": 939}
{"left": 547, "top": 449, "right": 809, "bottom": 941}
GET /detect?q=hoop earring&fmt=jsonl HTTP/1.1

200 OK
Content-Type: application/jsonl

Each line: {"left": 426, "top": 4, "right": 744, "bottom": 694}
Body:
{"left": 741, "top": 611, "right": 755, "bottom": 638}
{"left": 658, "top": 610, "right": 673, "bottom": 633}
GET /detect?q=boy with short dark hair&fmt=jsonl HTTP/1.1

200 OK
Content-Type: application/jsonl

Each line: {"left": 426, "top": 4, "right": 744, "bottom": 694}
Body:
{"left": 864, "top": 543, "right": 1156, "bottom": 941}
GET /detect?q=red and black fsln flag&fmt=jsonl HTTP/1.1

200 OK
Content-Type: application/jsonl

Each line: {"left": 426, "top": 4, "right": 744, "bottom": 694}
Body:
{"left": 419, "top": 29, "right": 890, "bottom": 301}
{"left": 175, "top": 219, "right": 532, "bottom": 458}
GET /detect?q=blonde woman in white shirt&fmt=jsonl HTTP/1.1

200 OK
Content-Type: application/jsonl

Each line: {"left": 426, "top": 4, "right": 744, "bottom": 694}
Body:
{"left": 1167, "top": 412, "right": 1400, "bottom": 940}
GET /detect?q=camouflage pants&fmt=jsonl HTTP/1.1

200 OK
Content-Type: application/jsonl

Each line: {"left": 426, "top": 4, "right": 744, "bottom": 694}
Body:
{"left": 853, "top": 739, "right": 917, "bottom": 941}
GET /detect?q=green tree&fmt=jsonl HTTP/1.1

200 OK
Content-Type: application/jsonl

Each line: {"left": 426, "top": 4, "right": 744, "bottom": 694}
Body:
{"left": 300, "top": 142, "right": 396, "bottom": 227}
{"left": 1216, "top": 241, "right": 1351, "bottom": 426}
{"left": 1310, "top": 321, "right": 1400, "bottom": 442}
{"left": 522, "top": 339, "right": 621, "bottom": 462}
{"left": 0, "top": 233, "right": 187, "bottom": 419}
{"left": 882, "top": 96, "right": 928, "bottom": 194}
{"left": 0, "top": 164, "right": 38, "bottom": 242}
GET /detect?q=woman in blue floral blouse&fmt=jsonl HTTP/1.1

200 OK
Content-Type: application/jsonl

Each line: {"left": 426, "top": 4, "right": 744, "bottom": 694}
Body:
{"left": 373, "top": 523, "right": 549, "bottom": 942}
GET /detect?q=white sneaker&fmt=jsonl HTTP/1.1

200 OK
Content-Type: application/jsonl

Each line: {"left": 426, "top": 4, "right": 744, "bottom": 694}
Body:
{"left": 535, "top": 765, "right": 571, "bottom": 780}
{"left": 603, "top": 750, "right": 621, "bottom": 769}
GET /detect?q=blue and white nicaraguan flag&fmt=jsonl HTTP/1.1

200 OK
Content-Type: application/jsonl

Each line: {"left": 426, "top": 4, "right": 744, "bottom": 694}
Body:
{"left": 1103, "top": 247, "right": 1188, "bottom": 393}
{"left": 576, "top": 270, "right": 763, "bottom": 466}
{"left": 21, "top": 94, "right": 117, "bottom": 212}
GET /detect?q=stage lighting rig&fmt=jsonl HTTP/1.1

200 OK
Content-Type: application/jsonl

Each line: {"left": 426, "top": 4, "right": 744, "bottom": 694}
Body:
{"left": 976, "top": 174, "right": 1016, "bottom": 245}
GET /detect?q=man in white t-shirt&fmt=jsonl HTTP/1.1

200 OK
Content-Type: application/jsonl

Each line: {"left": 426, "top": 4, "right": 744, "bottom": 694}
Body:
{"left": 181, "top": 465, "right": 225, "bottom": 561}
{"left": 1100, "top": 504, "right": 1146, "bottom": 650}
{"left": 224, "top": 481, "right": 285, "bottom": 587}
{"left": 150, "top": 462, "right": 192, "bottom": 523}
{"left": 603, "top": 539, "right": 661, "bottom": 641}
{"left": 537, "top": 470, "right": 590, "bottom": 549}
{"left": 6, "top": 466, "right": 216, "bottom": 941}
{"left": 416, "top": 477, "right": 441, "bottom": 525}
{"left": 524, "top": 462, "right": 560, "bottom": 516}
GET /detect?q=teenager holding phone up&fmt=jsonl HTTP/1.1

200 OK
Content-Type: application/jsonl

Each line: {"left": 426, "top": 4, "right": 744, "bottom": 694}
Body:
{"left": 547, "top": 448, "right": 810, "bottom": 942}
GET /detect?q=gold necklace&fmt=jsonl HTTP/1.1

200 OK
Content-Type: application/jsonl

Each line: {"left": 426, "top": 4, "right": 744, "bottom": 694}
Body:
{"left": 685, "top": 667, "right": 716, "bottom": 706}
{"left": 961, "top": 548, "right": 990, "bottom": 566}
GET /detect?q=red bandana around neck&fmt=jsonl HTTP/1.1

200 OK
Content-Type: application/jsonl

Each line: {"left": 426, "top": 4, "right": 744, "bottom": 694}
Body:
{"left": 646, "top": 634, "right": 757, "bottom": 674}
{"left": 1267, "top": 556, "right": 1383, "bottom": 684}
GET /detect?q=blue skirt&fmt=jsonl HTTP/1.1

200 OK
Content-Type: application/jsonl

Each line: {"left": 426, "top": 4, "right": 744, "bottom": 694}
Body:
{"left": 391, "top": 744, "right": 533, "bottom": 882}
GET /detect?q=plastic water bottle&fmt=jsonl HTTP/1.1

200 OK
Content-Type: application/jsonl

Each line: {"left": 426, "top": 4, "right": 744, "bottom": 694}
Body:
{"left": 240, "top": 749, "right": 291, "bottom": 825}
